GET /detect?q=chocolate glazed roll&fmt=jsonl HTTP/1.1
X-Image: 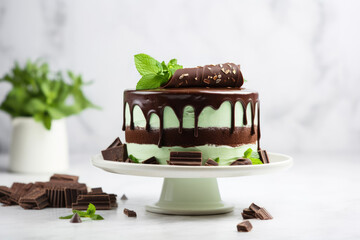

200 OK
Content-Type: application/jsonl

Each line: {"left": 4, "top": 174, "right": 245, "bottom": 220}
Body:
{"left": 162, "top": 63, "right": 244, "bottom": 88}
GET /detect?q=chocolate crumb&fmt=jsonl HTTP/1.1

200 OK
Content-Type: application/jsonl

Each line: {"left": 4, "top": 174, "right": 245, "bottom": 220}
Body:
{"left": 124, "top": 208, "right": 137, "bottom": 217}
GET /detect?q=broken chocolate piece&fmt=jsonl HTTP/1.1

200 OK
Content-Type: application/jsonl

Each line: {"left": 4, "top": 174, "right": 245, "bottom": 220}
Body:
{"left": 241, "top": 212, "right": 256, "bottom": 219}
{"left": 123, "top": 208, "right": 137, "bottom": 217}
{"left": 50, "top": 174, "right": 79, "bottom": 183}
{"left": 19, "top": 188, "right": 49, "bottom": 210}
{"left": 10, "top": 183, "right": 35, "bottom": 204}
{"left": 249, "top": 203, "right": 261, "bottom": 212}
{"left": 258, "top": 150, "right": 270, "bottom": 164}
{"left": 168, "top": 151, "right": 202, "bottom": 166}
{"left": 90, "top": 188, "right": 103, "bottom": 193}
{"left": 70, "top": 213, "right": 82, "bottom": 223}
{"left": 102, "top": 138, "right": 128, "bottom": 161}
{"left": 255, "top": 208, "right": 273, "bottom": 220}
{"left": 72, "top": 194, "right": 111, "bottom": 210}
{"left": 230, "top": 158, "right": 252, "bottom": 166}
{"left": 163, "top": 63, "right": 244, "bottom": 88}
{"left": 142, "top": 156, "right": 159, "bottom": 164}
{"left": 237, "top": 221, "right": 253, "bottom": 232}
{"left": 205, "top": 159, "right": 219, "bottom": 166}
{"left": 107, "top": 137, "right": 122, "bottom": 148}
{"left": 121, "top": 194, "right": 128, "bottom": 200}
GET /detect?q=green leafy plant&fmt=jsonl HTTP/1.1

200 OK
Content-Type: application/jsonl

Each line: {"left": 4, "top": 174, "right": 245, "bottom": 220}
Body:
{"left": 134, "top": 53, "right": 183, "bottom": 90}
{"left": 0, "top": 60, "right": 99, "bottom": 130}
{"left": 59, "top": 203, "right": 104, "bottom": 220}
{"left": 243, "top": 148, "right": 263, "bottom": 165}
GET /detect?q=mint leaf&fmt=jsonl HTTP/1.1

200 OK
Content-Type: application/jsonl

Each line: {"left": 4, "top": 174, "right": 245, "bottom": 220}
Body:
{"left": 59, "top": 214, "right": 74, "bottom": 219}
{"left": 86, "top": 203, "right": 96, "bottom": 216}
{"left": 129, "top": 154, "right": 139, "bottom": 163}
{"left": 134, "top": 54, "right": 162, "bottom": 76}
{"left": 136, "top": 73, "right": 169, "bottom": 90}
{"left": 91, "top": 214, "right": 104, "bottom": 220}
{"left": 243, "top": 148, "right": 253, "bottom": 159}
{"left": 134, "top": 54, "right": 183, "bottom": 90}
{"left": 250, "top": 157, "right": 263, "bottom": 165}
{"left": 250, "top": 150, "right": 260, "bottom": 159}
{"left": 61, "top": 204, "right": 104, "bottom": 220}
{"left": 214, "top": 157, "right": 220, "bottom": 163}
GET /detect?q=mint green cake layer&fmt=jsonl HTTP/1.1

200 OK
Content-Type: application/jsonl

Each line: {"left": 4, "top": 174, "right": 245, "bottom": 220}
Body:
{"left": 126, "top": 143, "right": 257, "bottom": 165}
{"left": 125, "top": 101, "right": 258, "bottom": 129}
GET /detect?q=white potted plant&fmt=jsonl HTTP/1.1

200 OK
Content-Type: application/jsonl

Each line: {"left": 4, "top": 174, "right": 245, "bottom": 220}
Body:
{"left": 0, "top": 60, "right": 98, "bottom": 173}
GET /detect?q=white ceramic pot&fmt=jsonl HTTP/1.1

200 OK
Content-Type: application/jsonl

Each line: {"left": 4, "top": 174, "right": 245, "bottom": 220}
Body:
{"left": 9, "top": 117, "right": 69, "bottom": 173}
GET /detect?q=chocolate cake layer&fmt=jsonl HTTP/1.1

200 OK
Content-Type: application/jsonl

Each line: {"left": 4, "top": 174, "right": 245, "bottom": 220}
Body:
{"left": 125, "top": 126, "right": 258, "bottom": 147}
{"left": 123, "top": 88, "right": 260, "bottom": 148}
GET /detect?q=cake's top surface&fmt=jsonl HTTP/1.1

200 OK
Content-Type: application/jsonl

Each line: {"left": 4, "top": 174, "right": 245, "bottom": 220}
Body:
{"left": 125, "top": 88, "right": 257, "bottom": 95}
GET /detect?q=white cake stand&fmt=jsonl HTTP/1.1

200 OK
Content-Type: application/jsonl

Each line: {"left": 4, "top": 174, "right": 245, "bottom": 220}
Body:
{"left": 91, "top": 153, "right": 293, "bottom": 215}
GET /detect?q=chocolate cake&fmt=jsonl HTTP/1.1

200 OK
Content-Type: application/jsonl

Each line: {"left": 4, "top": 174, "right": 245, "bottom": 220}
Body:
{"left": 119, "top": 59, "right": 265, "bottom": 166}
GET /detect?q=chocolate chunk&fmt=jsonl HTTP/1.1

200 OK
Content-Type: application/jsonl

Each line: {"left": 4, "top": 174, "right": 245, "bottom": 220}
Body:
{"left": 72, "top": 194, "right": 112, "bottom": 210}
{"left": 90, "top": 188, "right": 103, "bottom": 193}
{"left": 102, "top": 138, "right": 128, "bottom": 162}
{"left": 249, "top": 203, "right": 261, "bottom": 212}
{"left": 107, "top": 137, "right": 122, "bottom": 148}
{"left": 230, "top": 158, "right": 252, "bottom": 166}
{"left": 70, "top": 213, "right": 82, "bottom": 223}
{"left": 163, "top": 63, "right": 244, "bottom": 88}
{"left": 258, "top": 150, "right": 270, "bottom": 164}
{"left": 255, "top": 208, "right": 273, "bottom": 220}
{"left": 142, "top": 156, "right": 159, "bottom": 164}
{"left": 121, "top": 194, "right": 128, "bottom": 200}
{"left": 205, "top": 159, "right": 219, "bottom": 166}
{"left": 241, "top": 212, "right": 256, "bottom": 219}
{"left": 243, "top": 208, "right": 256, "bottom": 216}
{"left": 237, "top": 221, "right": 253, "bottom": 232}
{"left": 109, "top": 194, "right": 118, "bottom": 208}
{"left": 19, "top": 188, "right": 49, "bottom": 210}
{"left": 123, "top": 208, "right": 137, "bottom": 217}
{"left": 168, "top": 151, "right": 202, "bottom": 166}
{"left": 50, "top": 174, "right": 79, "bottom": 183}
{"left": 10, "top": 183, "right": 35, "bottom": 204}
{"left": 0, "top": 186, "right": 11, "bottom": 197}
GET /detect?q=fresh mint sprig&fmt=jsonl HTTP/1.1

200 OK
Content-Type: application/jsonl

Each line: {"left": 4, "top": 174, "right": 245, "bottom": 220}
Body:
{"left": 243, "top": 148, "right": 263, "bottom": 165}
{"left": 134, "top": 54, "right": 183, "bottom": 90}
{"left": 59, "top": 203, "right": 104, "bottom": 220}
{"left": 128, "top": 154, "right": 139, "bottom": 163}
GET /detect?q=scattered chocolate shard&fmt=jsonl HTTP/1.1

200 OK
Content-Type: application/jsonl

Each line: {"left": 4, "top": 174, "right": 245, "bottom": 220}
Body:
{"left": 255, "top": 208, "right": 273, "bottom": 220}
{"left": 123, "top": 208, "right": 137, "bottom": 217}
{"left": 102, "top": 138, "right": 128, "bottom": 162}
{"left": 0, "top": 186, "right": 11, "bottom": 197}
{"left": 230, "top": 158, "right": 252, "bottom": 166}
{"left": 258, "top": 150, "right": 270, "bottom": 164}
{"left": 237, "top": 221, "right": 253, "bottom": 232}
{"left": 243, "top": 208, "right": 256, "bottom": 216}
{"left": 168, "top": 151, "right": 202, "bottom": 166}
{"left": 10, "top": 183, "right": 35, "bottom": 204}
{"left": 142, "top": 156, "right": 158, "bottom": 164}
{"left": 70, "top": 213, "right": 82, "bottom": 223}
{"left": 121, "top": 194, "right": 128, "bottom": 200}
{"left": 205, "top": 159, "right": 219, "bottom": 166}
{"left": 50, "top": 174, "right": 79, "bottom": 183}
{"left": 19, "top": 188, "right": 49, "bottom": 210}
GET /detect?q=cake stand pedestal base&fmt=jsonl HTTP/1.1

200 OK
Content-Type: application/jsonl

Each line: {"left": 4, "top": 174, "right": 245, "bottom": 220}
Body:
{"left": 145, "top": 178, "right": 234, "bottom": 215}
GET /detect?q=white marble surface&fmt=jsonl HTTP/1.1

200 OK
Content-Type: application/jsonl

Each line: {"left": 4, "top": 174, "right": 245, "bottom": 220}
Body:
{"left": 0, "top": 153, "right": 359, "bottom": 240}
{"left": 0, "top": 0, "right": 360, "bottom": 155}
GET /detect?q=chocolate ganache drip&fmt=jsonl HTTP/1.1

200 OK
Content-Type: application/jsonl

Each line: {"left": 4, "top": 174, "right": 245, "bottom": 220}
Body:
{"left": 163, "top": 63, "right": 244, "bottom": 88}
{"left": 122, "top": 89, "right": 260, "bottom": 148}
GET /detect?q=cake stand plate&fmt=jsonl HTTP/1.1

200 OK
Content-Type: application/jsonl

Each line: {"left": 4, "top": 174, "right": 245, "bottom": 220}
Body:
{"left": 91, "top": 153, "right": 293, "bottom": 215}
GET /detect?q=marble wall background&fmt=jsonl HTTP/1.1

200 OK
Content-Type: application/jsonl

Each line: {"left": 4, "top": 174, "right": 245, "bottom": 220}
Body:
{"left": 0, "top": 0, "right": 359, "bottom": 155}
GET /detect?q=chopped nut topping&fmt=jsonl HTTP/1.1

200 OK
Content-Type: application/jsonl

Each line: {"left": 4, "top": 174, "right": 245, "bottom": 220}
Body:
{"left": 225, "top": 69, "right": 231, "bottom": 74}
{"left": 179, "top": 73, "right": 189, "bottom": 80}
{"left": 204, "top": 79, "right": 210, "bottom": 84}
{"left": 216, "top": 78, "right": 221, "bottom": 83}
{"left": 213, "top": 75, "right": 217, "bottom": 80}
{"left": 220, "top": 64, "right": 223, "bottom": 67}
{"left": 233, "top": 69, "right": 236, "bottom": 74}
{"left": 221, "top": 68, "right": 226, "bottom": 73}
{"left": 218, "top": 75, "right": 221, "bottom": 79}
{"left": 195, "top": 77, "right": 198, "bottom": 81}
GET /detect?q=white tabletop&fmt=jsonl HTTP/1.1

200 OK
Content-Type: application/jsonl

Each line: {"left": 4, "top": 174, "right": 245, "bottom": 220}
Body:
{"left": 0, "top": 153, "right": 359, "bottom": 240}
